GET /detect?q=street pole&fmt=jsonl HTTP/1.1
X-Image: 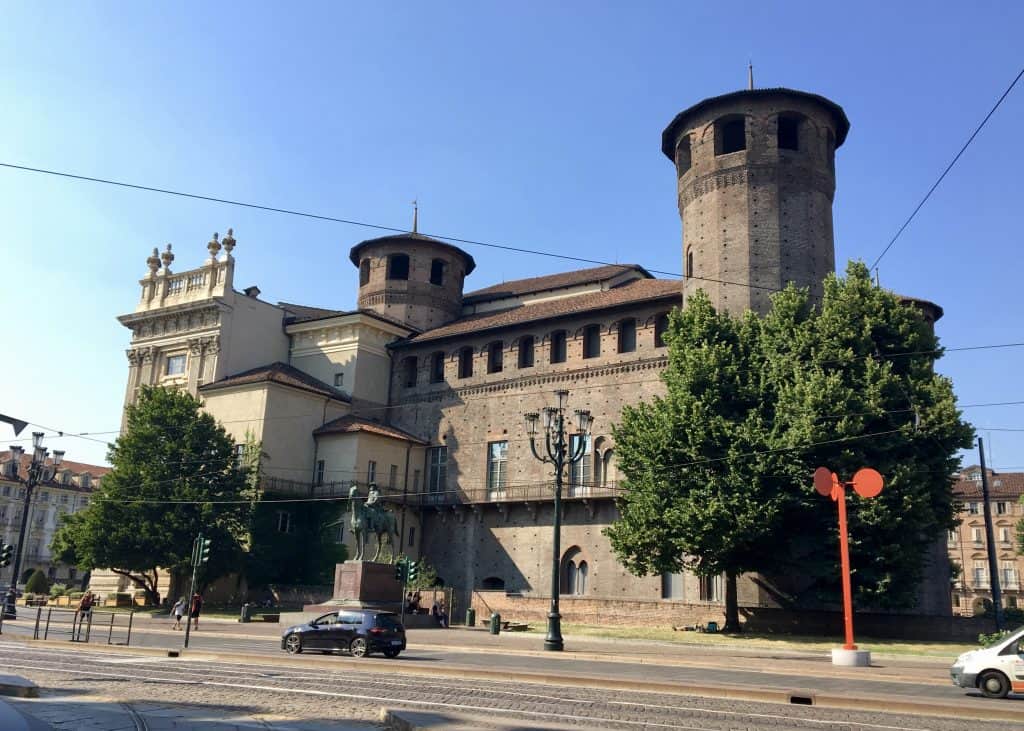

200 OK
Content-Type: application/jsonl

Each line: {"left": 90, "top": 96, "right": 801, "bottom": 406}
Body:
{"left": 835, "top": 482, "right": 856, "bottom": 650}
{"left": 978, "top": 438, "right": 1003, "bottom": 631}
{"left": 7, "top": 434, "right": 63, "bottom": 592}
{"left": 183, "top": 535, "right": 200, "bottom": 649}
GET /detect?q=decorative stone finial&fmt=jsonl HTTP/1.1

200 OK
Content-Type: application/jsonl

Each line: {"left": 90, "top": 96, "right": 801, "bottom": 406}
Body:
{"left": 146, "top": 247, "right": 160, "bottom": 275}
{"left": 207, "top": 232, "right": 221, "bottom": 258}
{"left": 222, "top": 228, "right": 236, "bottom": 256}
{"left": 160, "top": 243, "right": 175, "bottom": 271}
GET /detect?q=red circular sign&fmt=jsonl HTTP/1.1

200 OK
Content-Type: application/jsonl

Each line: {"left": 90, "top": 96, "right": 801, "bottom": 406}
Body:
{"left": 852, "top": 468, "right": 884, "bottom": 498}
{"left": 813, "top": 467, "right": 834, "bottom": 497}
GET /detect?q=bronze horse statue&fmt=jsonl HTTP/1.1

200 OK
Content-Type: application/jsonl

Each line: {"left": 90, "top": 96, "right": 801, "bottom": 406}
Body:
{"left": 348, "top": 484, "right": 399, "bottom": 563}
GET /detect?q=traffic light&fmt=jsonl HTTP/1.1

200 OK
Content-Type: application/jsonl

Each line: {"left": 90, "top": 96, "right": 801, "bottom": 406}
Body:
{"left": 199, "top": 538, "right": 212, "bottom": 564}
{"left": 0, "top": 543, "right": 13, "bottom": 568}
{"left": 407, "top": 561, "right": 419, "bottom": 583}
{"left": 394, "top": 558, "right": 408, "bottom": 583}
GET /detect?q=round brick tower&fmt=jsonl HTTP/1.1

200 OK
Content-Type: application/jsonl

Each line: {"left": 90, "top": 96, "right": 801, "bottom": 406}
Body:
{"left": 349, "top": 233, "right": 476, "bottom": 331}
{"left": 662, "top": 88, "right": 850, "bottom": 315}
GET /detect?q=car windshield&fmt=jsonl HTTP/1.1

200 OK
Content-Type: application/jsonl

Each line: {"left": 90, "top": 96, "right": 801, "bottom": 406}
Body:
{"left": 374, "top": 614, "right": 403, "bottom": 630}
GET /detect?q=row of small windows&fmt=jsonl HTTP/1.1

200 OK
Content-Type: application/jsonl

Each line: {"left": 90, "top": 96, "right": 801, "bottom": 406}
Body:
{"left": 401, "top": 314, "right": 669, "bottom": 387}
{"left": 359, "top": 255, "right": 447, "bottom": 286}
{"left": 675, "top": 113, "right": 832, "bottom": 174}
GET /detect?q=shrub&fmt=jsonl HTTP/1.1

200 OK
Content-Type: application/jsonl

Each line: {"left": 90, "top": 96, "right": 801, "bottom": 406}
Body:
{"left": 24, "top": 569, "right": 49, "bottom": 595}
{"left": 979, "top": 629, "right": 1013, "bottom": 647}
{"left": 49, "top": 584, "right": 69, "bottom": 598}
{"left": 69, "top": 592, "right": 84, "bottom": 600}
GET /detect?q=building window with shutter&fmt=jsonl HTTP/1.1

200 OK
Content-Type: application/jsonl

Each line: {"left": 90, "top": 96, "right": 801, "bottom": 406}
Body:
{"left": 487, "top": 441, "right": 508, "bottom": 497}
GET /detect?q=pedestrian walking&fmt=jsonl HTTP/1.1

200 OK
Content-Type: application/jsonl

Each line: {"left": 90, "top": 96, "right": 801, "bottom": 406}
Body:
{"left": 171, "top": 596, "right": 186, "bottom": 630}
{"left": 189, "top": 592, "right": 203, "bottom": 631}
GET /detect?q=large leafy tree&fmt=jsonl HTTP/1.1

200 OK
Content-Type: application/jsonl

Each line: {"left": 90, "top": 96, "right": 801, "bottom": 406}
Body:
{"left": 52, "top": 386, "right": 254, "bottom": 603}
{"left": 607, "top": 262, "right": 973, "bottom": 629}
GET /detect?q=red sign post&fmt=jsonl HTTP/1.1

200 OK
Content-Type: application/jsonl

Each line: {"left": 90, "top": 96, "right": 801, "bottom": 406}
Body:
{"left": 813, "top": 466, "right": 884, "bottom": 651}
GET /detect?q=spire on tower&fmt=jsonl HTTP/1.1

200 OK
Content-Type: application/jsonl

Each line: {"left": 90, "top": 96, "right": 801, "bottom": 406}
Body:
{"left": 412, "top": 199, "right": 419, "bottom": 234}
{"left": 748, "top": 61, "right": 754, "bottom": 90}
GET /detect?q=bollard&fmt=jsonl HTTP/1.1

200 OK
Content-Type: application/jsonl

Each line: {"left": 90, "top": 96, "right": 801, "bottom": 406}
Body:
{"left": 466, "top": 607, "right": 476, "bottom": 627}
{"left": 489, "top": 612, "right": 501, "bottom": 635}
{"left": 239, "top": 602, "right": 253, "bottom": 623}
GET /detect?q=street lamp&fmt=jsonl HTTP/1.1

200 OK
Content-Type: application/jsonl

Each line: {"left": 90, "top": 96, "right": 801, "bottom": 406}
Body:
{"left": 6, "top": 432, "right": 63, "bottom": 589}
{"left": 523, "top": 389, "right": 593, "bottom": 652}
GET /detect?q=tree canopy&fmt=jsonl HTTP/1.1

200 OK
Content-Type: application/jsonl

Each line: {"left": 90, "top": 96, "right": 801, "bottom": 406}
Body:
{"left": 606, "top": 262, "right": 974, "bottom": 629}
{"left": 52, "top": 386, "right": 254, "bottom": 603}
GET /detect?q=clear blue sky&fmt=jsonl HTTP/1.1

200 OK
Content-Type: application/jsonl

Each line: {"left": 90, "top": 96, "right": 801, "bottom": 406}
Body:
{"left": 1, "top": 2, "right": 1021, "bottom": 470}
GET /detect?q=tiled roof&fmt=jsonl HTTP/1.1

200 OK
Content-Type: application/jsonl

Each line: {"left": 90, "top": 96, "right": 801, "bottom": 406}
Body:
{"left": 279, "top": 302, "right": 351, "bottom": 324}
{"left": 0, "top": 450, "right": 109, "bottom": 488}
{"left": 199, "top": 362, "right": 350, "bottom": 401}
{"left": 953, "top": 467, "right": 1024, "bottom": 500}
{"left": 463, "top": 264, "right": 651, "bottom": 304}
{"left": 313, "top": 416, "right": 426, "bottom": 444}
{"left": 402, "top": 278, "right": 681, "bottom": 345}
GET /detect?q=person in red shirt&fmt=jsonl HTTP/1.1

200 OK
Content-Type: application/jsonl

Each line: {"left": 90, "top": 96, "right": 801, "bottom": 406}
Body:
{"left": 189, "top": 592, "right": 203, "bottom": 631}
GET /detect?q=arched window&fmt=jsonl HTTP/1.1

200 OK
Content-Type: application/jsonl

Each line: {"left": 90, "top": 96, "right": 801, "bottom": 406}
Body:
{"left": 430, "top": 258, "right": 446, "bottom": 286}
{"left": 403, "top": 356, "right": 417, "bottom": 388}
{"left": 686, "top": 247, "right": 694, "bottom": 279}
{"left": 481, "top": 576, "right": 505, "bottom": 591}
{"left": 715, "top": 115, "right": 746, "bottom": 155}
{"left": 487, "top": 341, "right": 503, "bottom": 374}
{"left": 458, "top": 347, "right": 473, "bottom": 379}
{"left": 359, "top": 259, "right": 371, "bottom": 286}
{"left": 387, "top": 253, "right": 410, "bottom": 280}
{"left": 565, "top": 561, "right": 577, "bottom": 596}
{"left": 617, "top": 318, "right": 636, "bottom": 353}
{"left": 518, "top": 335, "right": 535, "bottom": 368}
{"left": 583, "top": 324, "right": 601, "bottom": 359}
{"left": 430, "top": 351, "right": 445, "bottom": 383}
{"left": 777, "top": 114, "right": 800, "bottom": 151}
{"left": 576, "top": 561, "right": 588, "bottom": 595}
{"left": 550, "top": 330, "right": 567, "bottom": 364}
{"left": 602, "top": 449, "right": 615, "bottom": 487}
{"left": 561, "top": 546, "right": 582, "bottom": 595}
{"left": 654, "top": 312, "right": 670, "bottom": 348}
{"left": 675, "top": 135, "right": 692, "bottom": 176}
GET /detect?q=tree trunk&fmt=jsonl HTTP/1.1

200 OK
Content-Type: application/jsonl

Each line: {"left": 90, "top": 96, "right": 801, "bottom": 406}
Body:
{"left": 723, "top": 571, "right": 742, "bottom": 633}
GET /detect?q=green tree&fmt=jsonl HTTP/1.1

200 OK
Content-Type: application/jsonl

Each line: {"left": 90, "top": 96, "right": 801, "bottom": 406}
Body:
{"left": 606, "top": 262, "right": 973, "bottom": 629}
{"left": 246, "top": 495, "right": 347, "bottom": 586}
{"left": 51, "top": 386, "right": 255, "bottom": 604}
{"left": 24, "top": 568, "right": 49, "bottom": 595}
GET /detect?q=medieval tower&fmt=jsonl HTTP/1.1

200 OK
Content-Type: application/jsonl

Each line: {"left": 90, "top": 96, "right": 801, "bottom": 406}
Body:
{"left": 662, "top": 88, "right": 850, "bottom": 315}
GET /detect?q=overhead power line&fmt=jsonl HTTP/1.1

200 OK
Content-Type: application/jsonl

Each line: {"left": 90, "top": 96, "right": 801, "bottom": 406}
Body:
{"left": 869, "top": 65, "right": 1024, "bottom": 271}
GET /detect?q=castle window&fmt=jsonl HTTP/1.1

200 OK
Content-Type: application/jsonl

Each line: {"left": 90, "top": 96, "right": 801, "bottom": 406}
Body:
{"left": 583, "top": 325, "right": 601, "bottom": 359}
{"left": 777, "top": 115, "right": 800, "bottom": 151}
{"left": 481, "top": 576, "right": 505, "bottom": 591}
{"left": 518, "top": 335, "right": 535, "bottom": 368}
{"left": 359, "top": 258, "right": 371, "bottom": 286}
{"left": 430, "top": 352, "right": 445, "bottom": 383}
{"left": 458, "top": 347, "right": 474, "bottom": 379}
{"left": 486, "top": 440, "right": 508, "bottom": 496}
{"left": 387, "top": 253, "right": 410, "bottom": 280}
{"left": 550, "top": 330, "right": 567, "bottom": 364}
{"left": 427, "top": 446, "right": 447, "bottom": 497}
{"left": 487, "top": 341, "right": 503, "bottom": 374}
{"left": 715, "top": 116, "right": 746, "bottom": 155}
{"left": 675, "top": 135, "right": 692, "bottom": 176}
{"left": 430, "top": 259, "right": 446, "bottom": 286}
{"left": 617, "top": 318, "right": 636, "bottom": 353}
{"left": 662, "top": 571, "right": 684, "bottom": 600}
{"left": 403, "top": 356, "right": 418, "bottom": 387}
{"left": 686, "top": 247, "right": 694, "bottom": 278}
{"left": 654, "top": 312, "right": 670, "bottom": 348}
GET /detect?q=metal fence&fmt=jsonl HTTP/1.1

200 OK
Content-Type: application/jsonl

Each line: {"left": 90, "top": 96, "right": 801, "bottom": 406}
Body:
{"left": 22, "top": 607, "right": 135, "bottom": 646}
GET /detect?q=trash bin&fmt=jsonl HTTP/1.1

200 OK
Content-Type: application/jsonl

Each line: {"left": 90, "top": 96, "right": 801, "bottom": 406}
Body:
{"left": 239, "top": 602, "right": 253, "bottom": 623}
{"left": 489, "top": 612, "right": 501, "bottom": 635}
{"left": 466, "top": 607, "right": 476, "bottom": 627}
{"left": 706, "top": 621, "right": 718, "bottom": 633}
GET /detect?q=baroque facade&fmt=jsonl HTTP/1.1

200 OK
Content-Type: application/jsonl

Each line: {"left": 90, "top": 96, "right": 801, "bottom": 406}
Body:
{"left": 0, "top": 450, "right": 106, "bottom": 587}
{"left": 110, "top": 85, "right": 952, "bottom": 616}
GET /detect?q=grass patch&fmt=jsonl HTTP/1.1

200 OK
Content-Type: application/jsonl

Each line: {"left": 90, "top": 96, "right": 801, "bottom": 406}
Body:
{"left": 531, "top": 623, "right": 971, "bottom": 658}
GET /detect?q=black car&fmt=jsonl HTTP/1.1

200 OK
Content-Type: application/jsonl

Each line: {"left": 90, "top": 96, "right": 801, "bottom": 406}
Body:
{"left": 281, "top": 609, "right": 406, "bottom": 658}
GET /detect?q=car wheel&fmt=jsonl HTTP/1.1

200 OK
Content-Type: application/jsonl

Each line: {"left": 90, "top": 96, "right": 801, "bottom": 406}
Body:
{"left": 349, "top": 637, "right": 369, "bottom": 658}
{"left": 978, "top": 670, "right": 1010, "bottom": 699}
{"left": 284, "top": 634, "right": 302, "bottom": 655}
{"left": 383, "top": 648, "right": 401, "bottom": 658}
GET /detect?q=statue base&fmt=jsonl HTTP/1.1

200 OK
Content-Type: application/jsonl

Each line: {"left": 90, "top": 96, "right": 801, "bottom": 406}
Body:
{"left": 301, "top": 561, "right": 401, "bottom": 613}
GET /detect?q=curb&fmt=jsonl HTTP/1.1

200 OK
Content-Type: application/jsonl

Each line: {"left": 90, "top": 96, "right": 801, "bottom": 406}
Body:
{"left": 3, "top": 635, "right": 1019, "bottom": 723}
{"left": 0, "top": 675, "right": 39, "bottom": 699}
{"left": 380, "top": 707, "right": 580, "bottom": 730}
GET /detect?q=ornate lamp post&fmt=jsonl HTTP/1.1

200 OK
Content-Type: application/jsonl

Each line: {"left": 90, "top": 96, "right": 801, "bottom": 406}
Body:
{"left": 524, "top": 389, "right": 593, "bottom": 652}
{"left": 6, "top": 433, "right": 63, "bottom": 588}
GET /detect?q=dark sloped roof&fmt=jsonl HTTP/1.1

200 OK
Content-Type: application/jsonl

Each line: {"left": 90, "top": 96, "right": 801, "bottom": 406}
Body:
{"left": 279, "top": 302, "right": 351, "bottom": 324}
{"left": 661, "top": 87, "right": 850, "bottom": 159}
{"left": 401, "top": 278, "right": 681, "bottom": 345}
{"left": 313, "top": 415, "right": 426, "bottom": 444}
{"left": 463, "top": 264, "right": 651, "bottom": 305}
{"left": 953, "top": 468, "right": 1024, "bottom": 500}
{"left": 199, "top": 362, "right": 350, "bottom": 401}
{"left": 348, "top": 233, "right": 476, "bottom": 275}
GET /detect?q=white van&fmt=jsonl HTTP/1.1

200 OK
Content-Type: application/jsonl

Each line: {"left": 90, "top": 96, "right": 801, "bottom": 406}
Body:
{"left": 950, "top": 626, "right": 1024, "bottom": 698}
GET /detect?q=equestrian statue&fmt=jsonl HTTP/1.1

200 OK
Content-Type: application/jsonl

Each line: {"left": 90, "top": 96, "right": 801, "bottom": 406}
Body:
{"left": 348, "top": 483, "right": 399, "bottom": 563}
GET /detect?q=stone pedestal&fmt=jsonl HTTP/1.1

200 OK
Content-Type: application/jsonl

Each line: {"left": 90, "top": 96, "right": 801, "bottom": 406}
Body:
{"left": 831, "top": 648, "right": 871, "bottom": 667}
{"left": 302, "top": 561, "right": 401, "bottom": 613}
